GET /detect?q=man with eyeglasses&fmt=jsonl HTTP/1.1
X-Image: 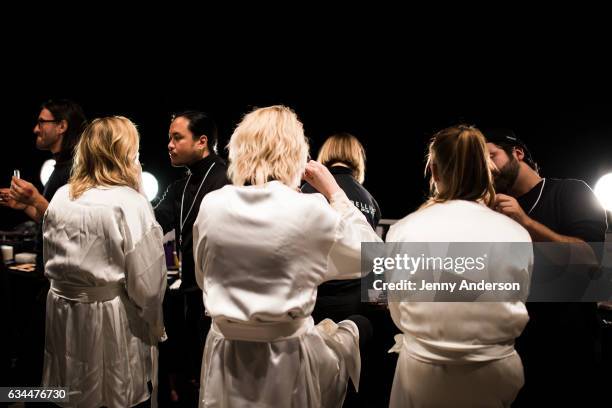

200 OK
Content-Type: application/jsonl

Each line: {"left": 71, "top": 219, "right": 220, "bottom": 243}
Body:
{"left": 0, "top": 99, "right": 87, "bottom": 388}
{"left": 1, "top": 99, "right": 87, "bottom": 221}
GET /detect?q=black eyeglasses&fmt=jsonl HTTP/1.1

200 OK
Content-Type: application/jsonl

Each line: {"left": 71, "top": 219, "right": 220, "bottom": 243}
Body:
{"left": 36, "top": 118, "right": 59, "bottom": 126}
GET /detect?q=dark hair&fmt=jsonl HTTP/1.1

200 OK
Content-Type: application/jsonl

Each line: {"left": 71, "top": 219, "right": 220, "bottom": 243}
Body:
{"left": 41, "top": 99, "right": 87, "bottom": 162}
{"left": 172, "top": 110, "right": 218, "bottom": 153}
{"left": 483, "top": 128, "right": 539, "bottom": 172}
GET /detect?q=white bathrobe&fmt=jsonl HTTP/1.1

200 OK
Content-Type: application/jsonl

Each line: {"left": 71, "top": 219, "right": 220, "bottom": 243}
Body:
{"left": 193, "top": 181, "right": 381, "bottom": 408}
{"left": 386, "top": 200, "right": 533, "bottom": 408}
{"left": 42, "top": 185, "right": 167, "bottom": 408}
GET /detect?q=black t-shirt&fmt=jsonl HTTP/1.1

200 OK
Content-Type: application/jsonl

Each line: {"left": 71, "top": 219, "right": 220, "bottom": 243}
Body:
{"left": 301, "top": 166, "right": 381, "bottom": 296}
{"left": 518, "top": 178, "right": 607, "bottom": 247}
{"left": 515, "top": 178, "right": 608, "bottom": 359}
{"left": 519, "top": 178, "right": 607, "bottom": 299}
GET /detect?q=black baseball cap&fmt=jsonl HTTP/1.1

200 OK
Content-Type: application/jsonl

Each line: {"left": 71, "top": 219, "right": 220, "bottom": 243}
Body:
{"left": 483, "top": 128, "right": 526, "bottom": 148}
{"left": 482, "top": 128, "right": 537, "bottom": 169}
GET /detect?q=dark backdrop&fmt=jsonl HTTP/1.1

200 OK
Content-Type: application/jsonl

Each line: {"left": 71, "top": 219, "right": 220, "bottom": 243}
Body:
{"left": 1, "top": 66, "right": 611, "bottom": 230}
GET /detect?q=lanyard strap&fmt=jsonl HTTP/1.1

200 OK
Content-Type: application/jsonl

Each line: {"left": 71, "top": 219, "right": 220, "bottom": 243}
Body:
{"left": 180, "top": 162, "right": 216, "bottom": 240}
{"left": 527, "top": 178, "right": 546, "bottom": 215}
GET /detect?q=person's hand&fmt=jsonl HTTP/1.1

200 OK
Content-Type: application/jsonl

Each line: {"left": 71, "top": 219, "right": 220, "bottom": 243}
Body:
{"left": 487, "top": 156, "right": 500, "bottom": 177}
{"left": 494, "top": 194, "right": 531, "bottom": 226}
{"left": 0, "top": 187, "right": 27, "bottom": 210}
{"left": 10, "top": 177, "right": 41, "bottom": 207}
{"left": 303, "top": 160, "right": 341, "bottom": 200}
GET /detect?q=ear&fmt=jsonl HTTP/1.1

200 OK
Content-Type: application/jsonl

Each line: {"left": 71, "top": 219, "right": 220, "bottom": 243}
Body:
{"left": 196, "top": 134, "right": 209, "bottom": 151}
{"left": 513, "top": 147, "right": 525, "bottom": 161}
{"left": 57, "top": 119, "right": 68, "bottom": 135}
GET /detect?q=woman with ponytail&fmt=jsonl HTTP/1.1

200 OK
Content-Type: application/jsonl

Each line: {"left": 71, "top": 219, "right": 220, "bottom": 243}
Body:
{"left": 385, "top": 125, "right": 533, "bottom": 407}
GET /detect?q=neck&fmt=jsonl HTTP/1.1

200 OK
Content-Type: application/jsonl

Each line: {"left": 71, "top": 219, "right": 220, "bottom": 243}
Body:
{"left": 186, "top": 150, "right": 211, "bottom": 168}
{"left": 50, "top": 142, "right": 62, "bottom": 155}
{"left": 49, "top": 133, "right": 64, "bottom": 155}
{"left": 51, "top": 148, "right": 66, "bottom": 163}
{"left": 510, "top": 163, "right": 542, "bottom": 197}
{"left": 330, "top": 162, "right": 350, "bottom": 168}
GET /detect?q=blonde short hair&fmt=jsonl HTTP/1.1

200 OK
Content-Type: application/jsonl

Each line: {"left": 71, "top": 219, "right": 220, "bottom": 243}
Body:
{"left": 317, "top": 132, "right": 366, "bottom": 184}
{"left": 69, "top": 116, "right": 141, "bottom": 199}
{"left": 227, "top": 105, "right": 309, "bottom": 188}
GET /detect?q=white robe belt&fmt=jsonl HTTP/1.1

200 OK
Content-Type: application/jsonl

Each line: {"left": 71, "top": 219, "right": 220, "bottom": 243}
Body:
{"left": 389, "top": 332, "right": 517, "bottom": 364}
{"left": 213, "top": 316, "right": 313, "bottom": 342}
{"left": 50, "top": 281, "right": 125, "bottom": 303}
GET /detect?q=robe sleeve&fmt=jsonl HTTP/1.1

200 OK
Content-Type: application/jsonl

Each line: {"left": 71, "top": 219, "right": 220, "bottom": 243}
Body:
{"left": 193, "top": 214, "right": 205, "bottom": 292}
{"left": 124, "top": 221, "right": 167, "bottom": 341}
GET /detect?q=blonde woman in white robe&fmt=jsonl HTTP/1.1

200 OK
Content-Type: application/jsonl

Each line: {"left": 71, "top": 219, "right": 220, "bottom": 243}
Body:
{"left": 386, "top": 125, "right": 533, "bottom": 408}
{"left": 42, "top": 116, "right": 167, "bottom": 407}
{"left": 193, "top": 105, "right": 381, "bottom": 407}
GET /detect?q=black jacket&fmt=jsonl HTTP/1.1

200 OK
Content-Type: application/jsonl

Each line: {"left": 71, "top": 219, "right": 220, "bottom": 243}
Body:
{"left": 301, "top": 166, "right": 381, "bottom": 229}
{"left": 154, "top": 154, "right": 230, "bottom": 290}
{"left": 43, "top": 157, "right": 72, "bottom": 202}
{"left": 35, "top": 156, "right": 73, "bottom": 273}
{"left": 301, "top": 165, "right": 381, "bottom": 297}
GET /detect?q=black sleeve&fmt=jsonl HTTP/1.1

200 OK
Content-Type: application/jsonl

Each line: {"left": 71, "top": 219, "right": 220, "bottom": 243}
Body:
{"left": 371, "top": 196, "right": 382, "bottom": 228}
{"left": 299, "top": 182, "right": 318, "bottom": 194}
{"left": 559, "top": 179, "right": 608, "bottom": 242}
{"left": 153, "top": 182, "right": 177, "bottom": 234}
{"left": 42, "top": 165, "right": 71, "bottom": 201}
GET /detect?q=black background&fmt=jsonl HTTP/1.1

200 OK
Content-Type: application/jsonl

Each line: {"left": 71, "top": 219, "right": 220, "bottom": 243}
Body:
{"left": 1, "top": 41, "right": 611, "bottom": 230}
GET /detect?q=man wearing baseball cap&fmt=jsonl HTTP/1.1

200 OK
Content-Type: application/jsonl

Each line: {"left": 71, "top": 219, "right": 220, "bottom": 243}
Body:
{"left": 485, "top": 128, "right": 608, "bottom": 406}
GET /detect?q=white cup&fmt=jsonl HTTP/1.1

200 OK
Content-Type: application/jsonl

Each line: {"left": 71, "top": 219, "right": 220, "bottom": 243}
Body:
{"left": 1, "top": 245, "right": 14, "bottom": 262}
{"left": 15, "top": 252, "right": 36, "bottom": 264}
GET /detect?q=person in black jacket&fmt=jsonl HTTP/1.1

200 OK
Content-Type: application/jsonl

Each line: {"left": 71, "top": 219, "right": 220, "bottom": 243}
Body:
{"left": 301, "top": 133, "right": 380, "bottom": 322}
{"left": 0, "top": 99, "right": 87, "bottom": 390}
{"left": 153, "top": 111, "right": 229, "bottom": 405}
{"left": 301, "top": 132, "right": 387, "bottom": 407}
